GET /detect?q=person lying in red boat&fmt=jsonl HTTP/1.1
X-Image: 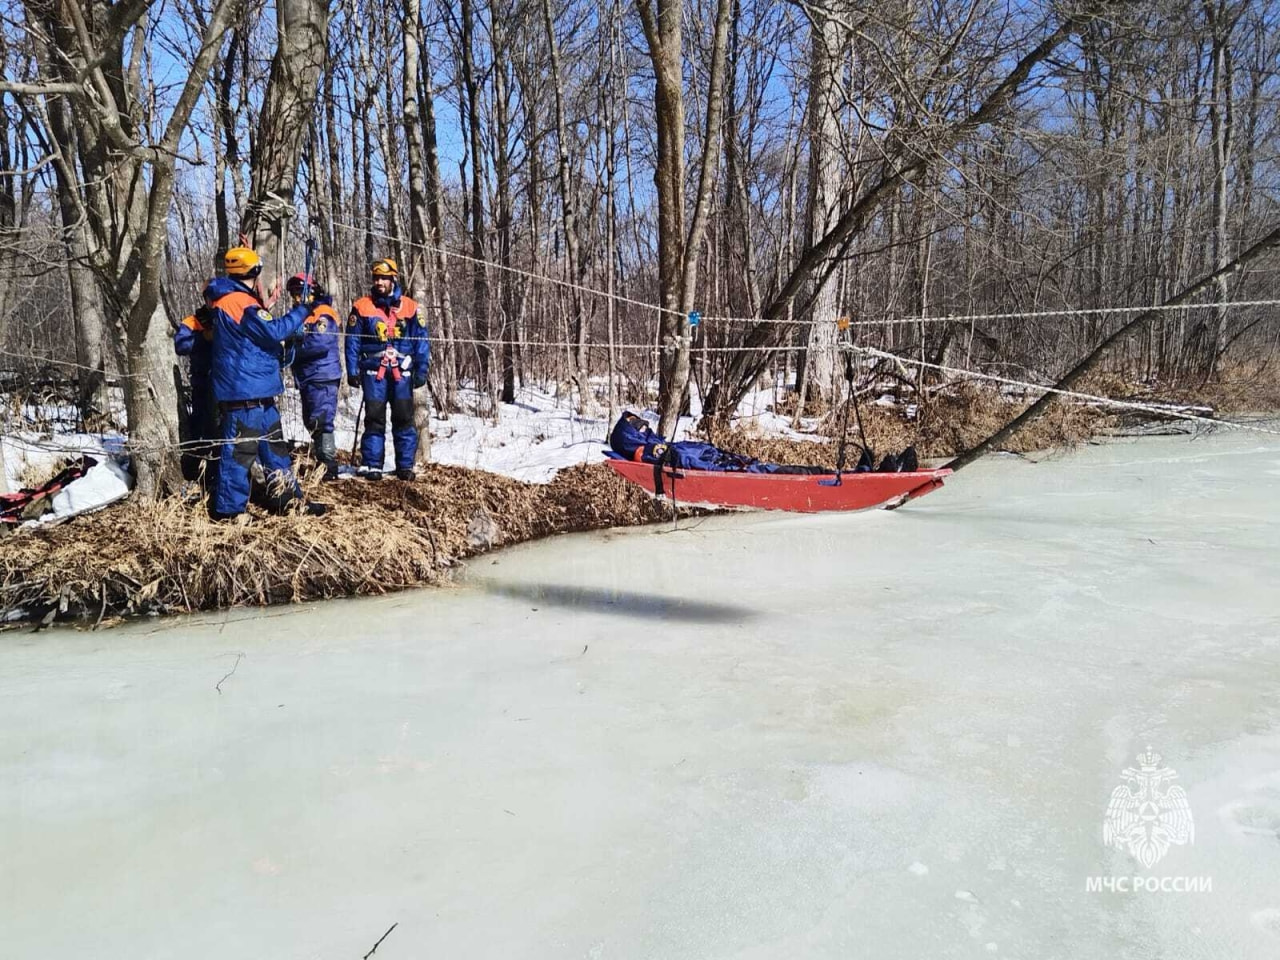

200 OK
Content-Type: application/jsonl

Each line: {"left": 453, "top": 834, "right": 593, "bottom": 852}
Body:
{"left": 608, "top": 412, "right": 918, "bottom": 474}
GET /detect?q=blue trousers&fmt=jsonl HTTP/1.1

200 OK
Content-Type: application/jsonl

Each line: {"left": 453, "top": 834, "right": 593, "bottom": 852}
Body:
{"left": 299, "top": 379, "right": 339, "bottom": 434}
{"left": 360, "top": 371, "right": 417, "bottom": 471}
{"left": 213, "top": 402, "right": 300, "bottom": 516}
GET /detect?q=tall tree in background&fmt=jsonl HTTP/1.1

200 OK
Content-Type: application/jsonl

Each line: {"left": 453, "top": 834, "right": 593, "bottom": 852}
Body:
{"left": 795, "top": 1, "right": 851, "bottom": 410}
{"left": 403, "top": 0, "right": 433, "bottom": 462}
{"left": 635, "top": 0, "right": 733, "bottom": 437}
{"left": 241, "top": 0, "right": 330, "bottom": 296}
{"left": 4, "top": 0, "right": 242, "bottom": 494}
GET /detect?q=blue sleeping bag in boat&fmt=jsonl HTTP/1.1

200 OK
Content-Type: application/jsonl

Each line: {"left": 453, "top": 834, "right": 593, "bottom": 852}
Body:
{"left": 608, "top": 412, "right": 830, "bottom": 474}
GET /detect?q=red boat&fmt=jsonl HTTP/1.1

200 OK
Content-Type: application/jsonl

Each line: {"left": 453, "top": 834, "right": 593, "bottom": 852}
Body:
{"left": 605, "top": 456, "right": 951, "bottom": 513}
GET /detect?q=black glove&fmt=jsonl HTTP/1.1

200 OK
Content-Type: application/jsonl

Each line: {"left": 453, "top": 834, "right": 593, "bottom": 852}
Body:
{"left": 347, "top": 374, "right": 360, "bottom": 389}
{"left": 282, "top": 331, "right": 305, "bottom": 348}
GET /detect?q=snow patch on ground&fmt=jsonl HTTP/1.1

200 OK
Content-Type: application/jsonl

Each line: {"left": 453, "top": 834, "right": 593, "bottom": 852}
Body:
{"left": 307, "top": 381, "right": 832, "bottom": 483}
{"left": 44, "top": 458, "right": 132, "bottom": 523}
{"left": 4, "top": 376, "right": 838, "bottom": 492}
{"left": 2, "top": 432, "right": 127, "bottom": 492}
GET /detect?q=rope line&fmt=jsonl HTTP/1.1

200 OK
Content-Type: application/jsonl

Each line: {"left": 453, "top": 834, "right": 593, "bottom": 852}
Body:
{"left": 329, "top": 217, "right": 1280, "bottom": 328}
{"left": 700, "top": 299, "right": 1280, "bottom": 327}
{"left": 0, "top": 346, "right": 142, "bottom": 379}
{"left": 330, "top": 220, "right": 685, "bottom": 318}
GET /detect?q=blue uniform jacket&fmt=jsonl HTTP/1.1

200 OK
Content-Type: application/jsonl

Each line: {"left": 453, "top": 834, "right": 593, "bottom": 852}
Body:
{"left": 291, "top": 295, "right": 343, "bottom": 383}
{"left": 344, "top": 285, "right": 430, "bottom": 384}
{"left": 609, "top": 412, "right": 762, "bottom": 472}
{"left": 173, "top": 306, "right": 214, "bottom": 383}
{"left": 206, "top": 277, "right": 308, "bottom": 403}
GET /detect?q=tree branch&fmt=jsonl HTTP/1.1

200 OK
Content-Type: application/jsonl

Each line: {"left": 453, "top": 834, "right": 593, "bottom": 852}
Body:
{"left": 0, "top": 80, "right": 81, "bottom": 95}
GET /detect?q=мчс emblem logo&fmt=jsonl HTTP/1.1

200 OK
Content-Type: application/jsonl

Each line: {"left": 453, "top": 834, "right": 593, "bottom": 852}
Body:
{"left": 1104, "top": 747, "right": 1195, "bottom": 868}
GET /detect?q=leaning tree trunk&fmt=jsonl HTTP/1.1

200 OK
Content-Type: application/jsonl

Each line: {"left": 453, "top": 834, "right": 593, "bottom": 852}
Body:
{"left": 700, "top": 14, "right": 1082, "bottom": 424}
{"left": 239, "top": 0, "right": 330, "bottom": 296}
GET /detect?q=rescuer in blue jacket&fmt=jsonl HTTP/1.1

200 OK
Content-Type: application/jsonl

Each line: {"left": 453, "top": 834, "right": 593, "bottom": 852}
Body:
{"left": 173, "top": 303, "right": 218, "bottom": 483}
{"left": 344, "top": 258, "right": 430, "bottom": 480}
{"left": 207, "top": 247, "right": 325, "bottom": 519}
{"left": 287, "top": 273, "right": 342, "bottom": 480}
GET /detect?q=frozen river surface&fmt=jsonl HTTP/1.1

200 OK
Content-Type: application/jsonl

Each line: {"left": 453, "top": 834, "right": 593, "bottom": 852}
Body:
{"left": 3, "top": 429, "right": 1280, "bottom": 959}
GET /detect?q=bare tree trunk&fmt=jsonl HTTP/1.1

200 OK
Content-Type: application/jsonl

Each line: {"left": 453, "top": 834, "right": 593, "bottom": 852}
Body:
{"left": 41, "top": 89, "right": 112, "bottom": 413}
{"left": 800, "top": 1, "right": 847, "bottom": 409}
{"left": 321, "top": 54, "right": 346, "bottom": 311}
{"left": 213, "top": 23, "right": 240, "bottom": 260}
{"left": 1203, "top": 0, "right": 1237, "bottom": 375}
{"left": 492, "top": 0, "right": 517, "bottom": 404}
{"left": 16, "top": 0, "right": 243, "bottom": 494}
{"left": 636, "top": 0, "right": 731, "bottom": 437}
{"left": 459, "top": 0, "right": 491, "bottom": 393}
{"left": 542, "top": 0, "right": 588, "bottom": 389}
{"left": 418, "top": 27, "right": 457, "bottom": 412}
{"left": 239, "top": 0, "right": 330, "bottom": 298}
{"left": 403, "top": 0, "right": 433, "bottom": 463}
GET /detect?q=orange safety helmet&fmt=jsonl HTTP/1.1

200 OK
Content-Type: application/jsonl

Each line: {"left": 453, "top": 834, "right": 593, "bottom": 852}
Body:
{"left": 370, "top": 257, "right": 399, "bottom": 278}
{"left": 224, "top": 246, "right": 262, "bottom": 279}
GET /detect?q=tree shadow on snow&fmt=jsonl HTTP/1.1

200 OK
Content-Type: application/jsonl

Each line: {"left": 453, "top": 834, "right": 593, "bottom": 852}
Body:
{"left": 475, "top": 580, "right": 756, "bottom": 624}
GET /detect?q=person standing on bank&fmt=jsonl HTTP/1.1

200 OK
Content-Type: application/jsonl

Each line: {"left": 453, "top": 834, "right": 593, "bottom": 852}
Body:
{"left": 286, "top": 273, "right": 342, "bottom": 480}
{"left": 345, "top": 258, "right": 430, "bottom": 480}
{"left": 172, "top": 302, "right": 218, "bottom": 484}
{"left": 207, "top": 247, "right": 326, "bottom": 519}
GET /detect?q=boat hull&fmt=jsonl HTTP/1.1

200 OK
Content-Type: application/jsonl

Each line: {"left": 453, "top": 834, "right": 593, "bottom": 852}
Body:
{"left": 605, "top": 458, "right": 951, "bottom": 513}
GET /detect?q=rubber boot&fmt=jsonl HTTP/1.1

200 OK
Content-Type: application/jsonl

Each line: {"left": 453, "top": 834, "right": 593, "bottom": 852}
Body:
{"left": 316, "top": 430, "right": 339, "bottom": 481}
{"left": 395, "top": 468, "right": 415, "bottom": 482}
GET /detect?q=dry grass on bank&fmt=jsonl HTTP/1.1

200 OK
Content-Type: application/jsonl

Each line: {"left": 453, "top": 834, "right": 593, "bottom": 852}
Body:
{"left": 711, "top": 383, "right": 1116, "bottom": 469}
{"left": 0, "top": 463, "right": 678, "bottom": 628}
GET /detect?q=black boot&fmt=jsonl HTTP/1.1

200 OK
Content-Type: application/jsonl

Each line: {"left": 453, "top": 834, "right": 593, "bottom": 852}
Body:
{"left": 316, "top": 431, "right": 339, "bottom": 481}
{"left": 395, "top": 468, "right": 415, "bottom": 482}
{"left": 898, "top": 446, "right": 918, "bottom": 472}
{"left": 303, "top": 501, "right": 328, "bottom": 516}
